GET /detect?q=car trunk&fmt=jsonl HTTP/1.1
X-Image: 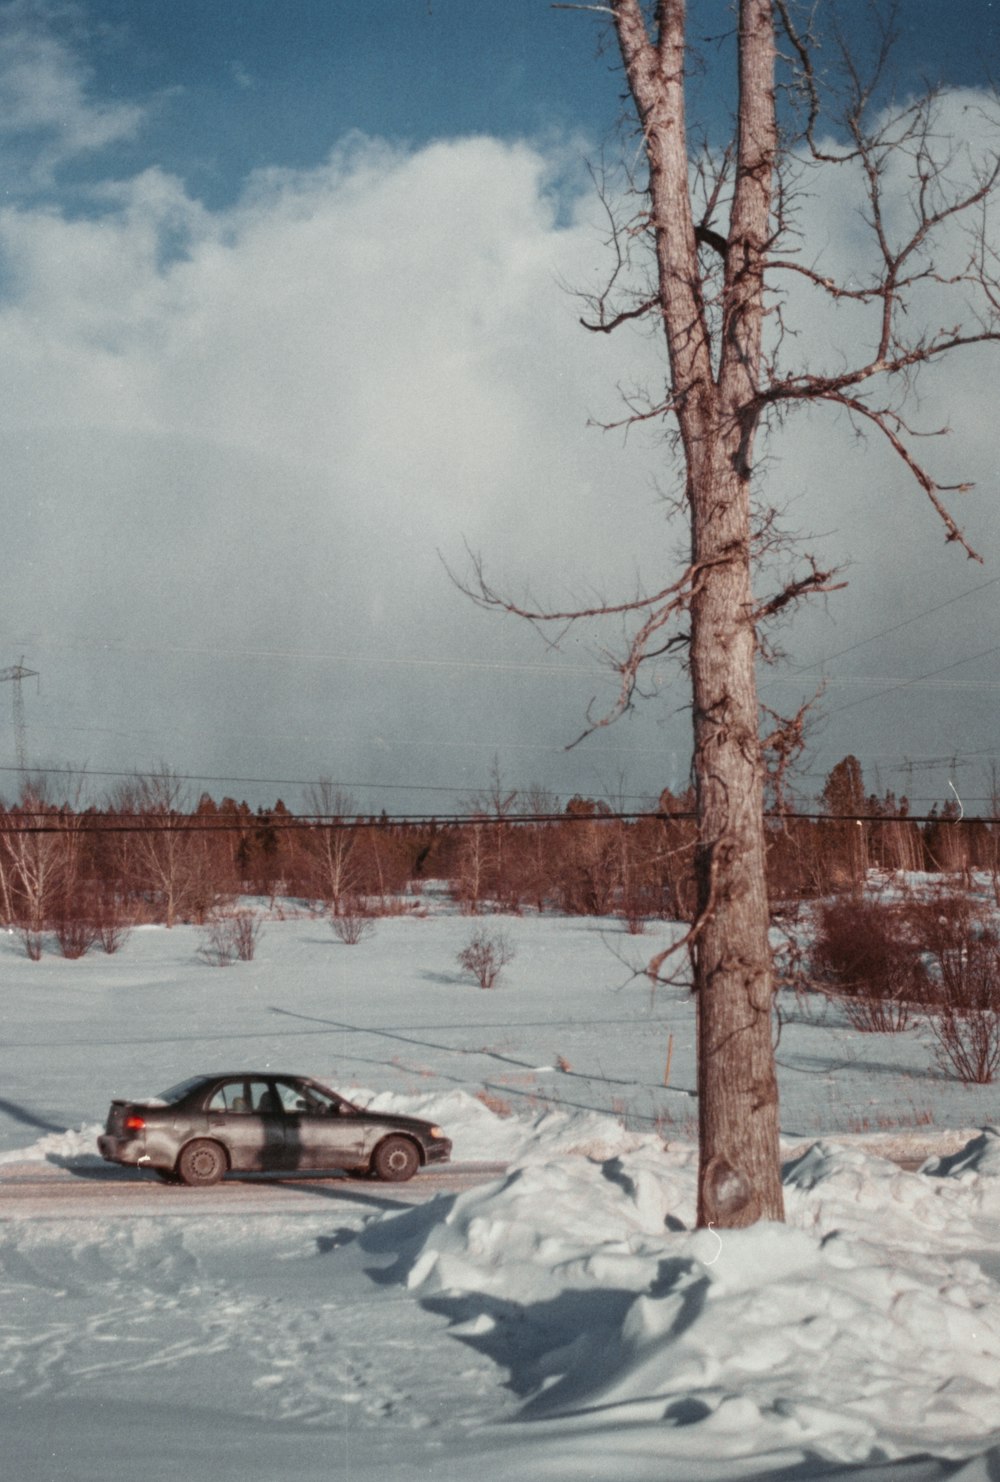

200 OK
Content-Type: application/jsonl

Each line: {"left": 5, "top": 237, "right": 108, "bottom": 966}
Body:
{"left": 105, "top": 1101, "right": 131, "bottom": 1135}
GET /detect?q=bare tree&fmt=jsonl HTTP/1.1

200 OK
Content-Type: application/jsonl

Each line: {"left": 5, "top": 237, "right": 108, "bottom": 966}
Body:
{"left": 0, "top": 773, "right": 89, "bottom": 954}
{"left": 461, "top": 2, "right": 1000, "bottom": 1226}
{"left": 301, "top": 780, "right": 359, "bottom": 911}
{"left": 114, "top": 765, "right": 205, "bottom": 927}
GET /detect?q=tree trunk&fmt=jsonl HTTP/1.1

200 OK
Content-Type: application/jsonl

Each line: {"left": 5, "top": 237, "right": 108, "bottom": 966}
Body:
{"left": 613, "top": 0, "right": 784, "bottom": 1224}
{"left": 690, "top": 458, "right": 784, "bottom": 1227}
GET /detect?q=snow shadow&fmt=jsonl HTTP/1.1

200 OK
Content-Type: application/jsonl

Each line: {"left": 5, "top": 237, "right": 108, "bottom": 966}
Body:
{"left": 354, "top": 1194, "right": 710, "bottom": 1419}
{"left": 357, "top": 1194, "right": 461, "bottom": 1284}
{"left": 0, "top": 1096, "right": 67, "bottom": 1134}
{"left": 777, "top": 1051, "right": 944, "bottom": 1081}
{"left": 424, "top": 1285, "right": 641, "bottom": 1405}
{"left": 418, "top": 1255, "right": 707, "bottom": 1418}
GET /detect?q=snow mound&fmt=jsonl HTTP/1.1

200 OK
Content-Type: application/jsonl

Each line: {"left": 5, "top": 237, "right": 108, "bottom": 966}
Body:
{"left": 380, "top": 1134, "right": 1000, "bottom": 1467}
{"left": 781, "top": 1127, "right": 1000, "bottom": 1239}
{"left": 921, "top": 1125, "right": 1000, "bottom": 1216}
{"left": 348, "top": 1087, "right": 667, "bottom": 1166}
{"left": 0, "top": 1123, "right": 103, "bottom": 1167}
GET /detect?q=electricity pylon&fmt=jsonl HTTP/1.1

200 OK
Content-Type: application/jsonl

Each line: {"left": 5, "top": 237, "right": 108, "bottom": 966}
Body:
{"left": 0, "top": 659, "right": 38, "bottom": 771}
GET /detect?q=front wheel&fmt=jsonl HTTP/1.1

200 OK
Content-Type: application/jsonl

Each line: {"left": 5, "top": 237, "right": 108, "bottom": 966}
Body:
{"left": 177, "top": 1140, "right": 227, "bottom": 1187}
{"left": 372, "top": 1136, "right": 419, "bottom": 1183}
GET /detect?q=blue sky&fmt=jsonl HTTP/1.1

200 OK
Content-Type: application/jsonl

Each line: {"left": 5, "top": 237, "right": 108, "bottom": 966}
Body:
{"left": 25, "top": 3, "right": 1000, "bottom": 208}
{"left": 2, "top": 1, "right": 1000, "bottom": 814}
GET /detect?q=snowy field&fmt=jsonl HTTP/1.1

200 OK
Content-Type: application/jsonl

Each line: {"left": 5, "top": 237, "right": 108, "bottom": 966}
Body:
{"left": 2, "top": 897, "right": 1000, "bottom": 1480}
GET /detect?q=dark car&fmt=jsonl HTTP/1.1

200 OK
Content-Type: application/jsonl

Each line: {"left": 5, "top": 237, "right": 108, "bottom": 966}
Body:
{"left": 97, "top": 1073, "right": 452, "bottom": 1186}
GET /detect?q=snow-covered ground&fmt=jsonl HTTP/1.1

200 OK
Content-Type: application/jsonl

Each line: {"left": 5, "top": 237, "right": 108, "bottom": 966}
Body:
{"left": 2, "top": 899, "right": 1000, "bottom": 1480}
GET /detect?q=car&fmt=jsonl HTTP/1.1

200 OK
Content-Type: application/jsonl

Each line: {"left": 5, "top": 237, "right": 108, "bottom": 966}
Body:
{"left": 97, "top": 1072, "right": 452, "bottom": 1186}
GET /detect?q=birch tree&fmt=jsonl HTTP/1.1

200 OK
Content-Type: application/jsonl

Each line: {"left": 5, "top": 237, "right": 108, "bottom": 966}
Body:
{"left": 465, "top": 0, "right": 1000, "bottom": 1226}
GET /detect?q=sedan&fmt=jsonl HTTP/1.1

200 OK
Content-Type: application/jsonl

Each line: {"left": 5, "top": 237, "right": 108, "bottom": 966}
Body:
{"left": 97, "top": 1073, "right": 452, "bottom": 1186}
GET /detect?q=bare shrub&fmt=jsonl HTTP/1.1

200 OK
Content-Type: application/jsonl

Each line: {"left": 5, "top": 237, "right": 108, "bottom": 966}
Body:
{"left": 54, "top": 911, "right": 97, "bottom": 960}
{"left": 330, "top": 897, "right": 375, "bottom": 946}
{"left": 21, "top": 928, "right": 42, "bottom": 961}
{"left": 917, "top": 908, "right": 1000, "bottom": 1083}
{"left": 457, "top": 926, "right": 515, "bottom": 989}
{"left": 199, "top": 906, "right": 263, "bottom": 966}
{"left": 812, "top": 896, "right": 927, "bottom": 1032}
{"left": 620, "top": 896, "right": 648, "bottom": 935}
{"left": 95, "top": 892, "right": 132, "bottom": 955}
{"left": 98, "top": 918, "right": 130, "bottom": 954}
{"left": 231, "top": 907, "right": 263, "bottom": 961}
{"left": 51, "top": 880, "right": 100, "bottom": 959}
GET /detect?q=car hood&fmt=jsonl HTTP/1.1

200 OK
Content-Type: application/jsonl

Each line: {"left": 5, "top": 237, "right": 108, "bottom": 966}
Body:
{"left": 350, "top": 1109, "right": 445, "bottom": 1137}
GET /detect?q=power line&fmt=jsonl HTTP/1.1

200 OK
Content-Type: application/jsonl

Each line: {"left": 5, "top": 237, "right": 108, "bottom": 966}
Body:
{"left": 822, "top": 642, "right": 1000, "bottom": 718}
{"left": 8, "top": 632, "right": 608, "bottom": 679}
{"left": 789, "top": 575, "right": 1000, "bottom": 676}
{"left": 0, "top": 806, "right": 993, "bottom": 833}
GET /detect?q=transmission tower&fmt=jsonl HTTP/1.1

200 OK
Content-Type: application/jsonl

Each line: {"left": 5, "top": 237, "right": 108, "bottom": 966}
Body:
{"left": 0, "top": 659, "right": 39, "bottom": 771}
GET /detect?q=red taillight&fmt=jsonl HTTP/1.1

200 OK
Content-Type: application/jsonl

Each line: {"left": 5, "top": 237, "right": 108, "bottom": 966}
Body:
{"left": 124, "top": 1114, "right": 146, "bottom": 1131}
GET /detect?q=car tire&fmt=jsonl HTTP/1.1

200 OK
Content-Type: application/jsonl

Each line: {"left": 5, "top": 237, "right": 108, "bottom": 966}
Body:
{"left": 177, "top": 1140, "right": 228, "bottom": 1187}
{"left": 372, "top": 1136, "right": 420, "bottom": 1183}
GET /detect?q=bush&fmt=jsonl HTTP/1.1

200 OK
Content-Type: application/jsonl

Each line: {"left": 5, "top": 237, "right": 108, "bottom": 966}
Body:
{"left": 54, "top": 912, "right": 98, "bottom": 960}
{"left": 199, "top": 907, "right": 263, "bottom": 966}
{"left": 814, "top": 890, "right": 1000, "bottom": 1079}
{"left": 97, "top": 910, "right": 131, "bottom": 955}
{"left": 920, "top": 913, "right": 1000, "bottom": 1083}
{"left": 457, "top": 926, "right": 515, "bottom": 989}
{"left": 20, "top": 928, "right": 42, "bottom": 962}
{"left": 330, "top": 898, "right": 375, "bottom": 945}
{"left": 811, "top": 896, "right": 927, "bottom": 1032}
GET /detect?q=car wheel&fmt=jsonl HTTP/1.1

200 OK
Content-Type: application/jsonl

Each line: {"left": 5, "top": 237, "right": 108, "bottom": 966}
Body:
{"left": 177, "top": 1140, "right": 228, "bottom": 1187}
{"left": 372, "top": 1136, "right": 420, "bottom": 1183}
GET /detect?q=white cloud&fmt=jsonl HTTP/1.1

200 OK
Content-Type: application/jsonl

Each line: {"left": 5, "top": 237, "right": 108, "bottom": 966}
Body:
{"left": 0, "top": 0, "right": 144, "bottom": 179}
{"left": 0, "top": 102, "right": 998, "bottom": 806}
{"left": 0, "top": 133, "right": 678, "bottom": 801}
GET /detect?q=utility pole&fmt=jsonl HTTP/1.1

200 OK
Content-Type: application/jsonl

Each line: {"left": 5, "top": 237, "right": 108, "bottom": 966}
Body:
{"left": 0, "top": 659, "right": 39, "bottom": 772}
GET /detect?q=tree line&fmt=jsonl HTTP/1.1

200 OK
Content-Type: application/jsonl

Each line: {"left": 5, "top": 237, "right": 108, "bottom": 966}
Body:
{"left": 1, "top": 760, "right": 997, "bottom": 947}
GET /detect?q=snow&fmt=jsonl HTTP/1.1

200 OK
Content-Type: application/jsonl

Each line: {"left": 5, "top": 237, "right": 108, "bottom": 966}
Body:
{"left": 2, "top": 901, "right": 1000, "bottom": 1479}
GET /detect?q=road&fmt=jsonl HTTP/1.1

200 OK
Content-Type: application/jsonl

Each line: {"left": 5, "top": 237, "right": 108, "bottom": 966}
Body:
{"left": 0, "top": 1144, "right": 943, "bottom": 1220}
{"left": 0, "top": 1159, "right": 510, "bottom": 1219}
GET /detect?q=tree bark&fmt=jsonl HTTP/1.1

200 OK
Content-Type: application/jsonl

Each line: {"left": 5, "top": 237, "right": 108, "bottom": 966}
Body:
{"left": 612, "top": 0, "right": 784, "bottom": 1224}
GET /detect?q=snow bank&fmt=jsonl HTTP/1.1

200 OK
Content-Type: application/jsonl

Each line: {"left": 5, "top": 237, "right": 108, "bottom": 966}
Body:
{"left": 354, "top": 1086, "right": 667, "bottom": 1165}
{"left": 379, "top": 1122, "right": 1000, "bottom": 1469}
{"left": 0, "top": 1123, "right": 104, "bottom": 1166}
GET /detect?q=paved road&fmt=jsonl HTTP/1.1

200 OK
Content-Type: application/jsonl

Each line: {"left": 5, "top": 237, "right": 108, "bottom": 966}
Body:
{"left": 0, "top": 1159, "right": 510, "bottom": 1219}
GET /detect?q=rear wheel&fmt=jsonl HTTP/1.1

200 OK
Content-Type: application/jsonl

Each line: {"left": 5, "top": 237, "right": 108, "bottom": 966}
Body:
{"left": 177, "top": 1140, "right": 227, "bottom": 1187}
{"left": 372, "top": 1136, "right": 419, "bottom": 1183}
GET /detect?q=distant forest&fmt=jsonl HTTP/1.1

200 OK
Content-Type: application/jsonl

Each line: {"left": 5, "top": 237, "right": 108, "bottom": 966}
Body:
{"left": 0, "top": 757, "right": 996, "bottom": 954}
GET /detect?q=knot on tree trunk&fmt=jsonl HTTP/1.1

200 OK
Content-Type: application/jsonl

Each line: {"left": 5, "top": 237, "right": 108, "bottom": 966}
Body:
{"left": 701, "top": 1153, "right": 758, "bottom": 1227}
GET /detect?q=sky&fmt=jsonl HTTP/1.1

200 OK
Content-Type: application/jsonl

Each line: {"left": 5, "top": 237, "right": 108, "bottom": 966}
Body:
{"left": 2, "top": 0, "right": 1000, "bottom": 816}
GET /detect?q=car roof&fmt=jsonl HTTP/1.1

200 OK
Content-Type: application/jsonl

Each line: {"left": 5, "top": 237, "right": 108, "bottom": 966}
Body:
{"left": 196, "top": 1072, "right": 313, "bottom": 1079}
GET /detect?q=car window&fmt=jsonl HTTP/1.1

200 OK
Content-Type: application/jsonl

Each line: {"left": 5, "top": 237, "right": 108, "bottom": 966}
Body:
{"left": 207, "top": 1081, "right": 249, "bottom": 1113}
{"left": 207, "top": 1080, "right": 278, "bottom": 1114}
{"left": 274, "top": 1080, "right": 343, "bottom": 1116}
{"left": 154, "top": 1076, "right": 209, "bottom": 1104}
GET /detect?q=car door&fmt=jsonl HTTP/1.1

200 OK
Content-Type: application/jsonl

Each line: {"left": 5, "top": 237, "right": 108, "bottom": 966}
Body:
{"left": 205, "top": 1079, "right": 287, "bottom": 1171}
{"left": 273, "top": 1079, "right": 367, "bottom": 1172}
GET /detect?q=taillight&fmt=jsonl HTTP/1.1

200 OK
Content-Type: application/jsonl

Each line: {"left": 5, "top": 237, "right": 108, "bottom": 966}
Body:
{"left": 124, "top": 1114, "right": 146, "bottom": 1131}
